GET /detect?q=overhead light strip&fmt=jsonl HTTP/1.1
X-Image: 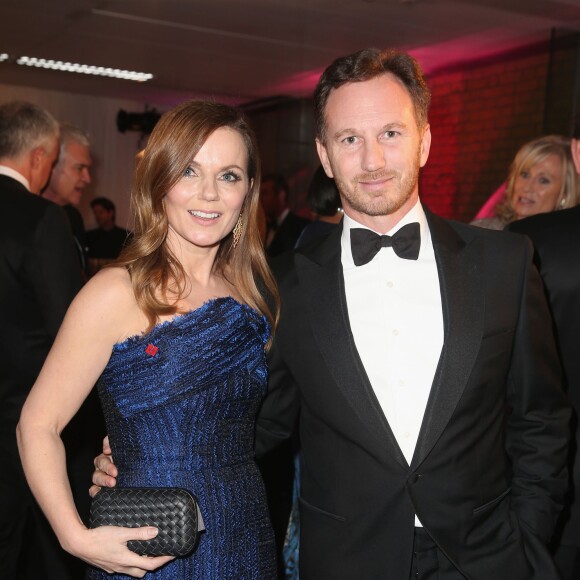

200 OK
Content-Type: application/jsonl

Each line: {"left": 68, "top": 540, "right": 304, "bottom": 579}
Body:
{"left": 2, "top": 54, "right": 153, "bottom": 82}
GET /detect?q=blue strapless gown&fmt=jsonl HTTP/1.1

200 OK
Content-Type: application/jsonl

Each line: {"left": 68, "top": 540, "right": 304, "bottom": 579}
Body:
{"left": 87, "top": 297, "right": 277, "bottom": 579}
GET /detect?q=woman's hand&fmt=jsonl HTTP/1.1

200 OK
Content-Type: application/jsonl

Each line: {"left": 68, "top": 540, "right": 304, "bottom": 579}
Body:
{"left": 68, "top": 525, "right": 174, "bottom": 578}
{"left": 89, "top": 435, "right": 117, "bottom": 498}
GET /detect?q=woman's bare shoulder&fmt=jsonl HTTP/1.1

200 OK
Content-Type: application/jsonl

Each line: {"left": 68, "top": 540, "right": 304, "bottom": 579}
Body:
{"left": 80, "top": 266, "right": 134, "bottom": 308}
{"left": 64, "top": 266, "right": 145, "bottom": 343}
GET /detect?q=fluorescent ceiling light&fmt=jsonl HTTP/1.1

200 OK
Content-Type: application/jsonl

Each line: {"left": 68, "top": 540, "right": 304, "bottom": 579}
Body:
{"left": 10, "top": 55, "right": 153, "bottom": 82}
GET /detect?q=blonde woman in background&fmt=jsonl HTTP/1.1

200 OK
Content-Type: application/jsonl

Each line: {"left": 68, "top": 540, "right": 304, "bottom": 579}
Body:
{"left": 472, "top": 135, "right": 579, "bottom": 229}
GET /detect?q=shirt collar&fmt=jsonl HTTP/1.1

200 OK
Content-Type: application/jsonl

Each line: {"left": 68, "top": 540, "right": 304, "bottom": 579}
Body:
{"left": 341, "top": 199, "right": 431, "bottom": 267}
{"left": 277, "top": 207, "right": 290, "bottom": 227}
{"left": 0, "top": 165, "right": 30, "bottom": 191}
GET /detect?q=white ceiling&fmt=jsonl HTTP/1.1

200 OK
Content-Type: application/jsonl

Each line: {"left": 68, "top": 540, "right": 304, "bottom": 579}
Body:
{"left": 1, "top": 0, "right": 580, "bottom": 107}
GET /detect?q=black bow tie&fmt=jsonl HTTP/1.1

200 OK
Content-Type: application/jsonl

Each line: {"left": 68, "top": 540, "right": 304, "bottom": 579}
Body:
{"left": 350, "top": 222, "right": 421, "bottom": 266}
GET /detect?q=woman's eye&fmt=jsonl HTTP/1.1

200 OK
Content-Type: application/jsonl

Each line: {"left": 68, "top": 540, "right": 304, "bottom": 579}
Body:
{"left": 184, "top": 166, "right": 195, "bottom": 177}
{"left": 539, "top": 177, "right": 550, "bottom": 185}
{"left": 222, "top": 171, "right": 241, "bottom": 182}
{"left": 519, "top": 171, "right": 529, "bottom": 179}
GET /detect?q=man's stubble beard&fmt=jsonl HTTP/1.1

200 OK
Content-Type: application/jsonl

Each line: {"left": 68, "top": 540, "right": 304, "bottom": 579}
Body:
{"left": 335, "top": 148, "right": 422, "bottom": 217}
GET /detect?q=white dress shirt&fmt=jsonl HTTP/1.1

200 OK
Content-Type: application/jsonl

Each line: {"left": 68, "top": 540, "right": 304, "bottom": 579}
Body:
{"left": 341, "top": 200, "right": 443, "bottom": 526}
{"left": 0, "top": 165, "right": 30, "bottom": 191}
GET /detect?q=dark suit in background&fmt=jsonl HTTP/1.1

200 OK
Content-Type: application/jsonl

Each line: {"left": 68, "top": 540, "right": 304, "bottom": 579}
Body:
{"left": 266, "top": 211, "right": 311, "bottom": 258}
{"left": 509, "top": 206, "right": 580, "bottom": 579}
{"left": 0, "top": 175, "right": 83, "bottom": 578}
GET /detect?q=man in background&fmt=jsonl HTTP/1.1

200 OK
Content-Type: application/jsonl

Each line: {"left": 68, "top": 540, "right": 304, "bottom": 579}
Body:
{"left": 260, "top": 173, "right": 310, "bottom": 257}
{"left": 508, "top": 123, "right": 580, "bottom": 579}
{"left": 42, "top": 122, "right": 92, "bottom": 275}
{"left": 0, "top": 101, "right": 83, "bottom": 579}
{"left": 86, "top": 196, "right": 131, "bottom": 276}
{"left": 42, "top": 122, "right": 107, "bottom": 552}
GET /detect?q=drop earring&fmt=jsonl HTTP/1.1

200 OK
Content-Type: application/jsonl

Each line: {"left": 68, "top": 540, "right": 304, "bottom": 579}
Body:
{"left": 232, "top": 213, "right": 243, "bottom": 248}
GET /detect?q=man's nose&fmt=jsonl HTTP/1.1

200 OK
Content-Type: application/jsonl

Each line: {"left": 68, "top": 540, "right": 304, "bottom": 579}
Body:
{"left": 361, "top": 140, "right": 386, "bottom": 173}
{"left": 82, "top": 167, "right": 91, "bottom": 184}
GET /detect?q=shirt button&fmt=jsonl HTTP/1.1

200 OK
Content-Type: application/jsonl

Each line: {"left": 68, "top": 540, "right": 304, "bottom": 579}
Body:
{"left": 387, "top": 281, "right": 394, "bottom": 288}
{"left": 392, "top": 329, "right": 399, "bottom": 336}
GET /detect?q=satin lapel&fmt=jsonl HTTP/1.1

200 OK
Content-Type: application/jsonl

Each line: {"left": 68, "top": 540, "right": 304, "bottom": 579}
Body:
{"left": 295, "top": 226, "right": 408, "bottom": 467}
{"left": 411, "top": 209, "right": 485, "bottom": 470}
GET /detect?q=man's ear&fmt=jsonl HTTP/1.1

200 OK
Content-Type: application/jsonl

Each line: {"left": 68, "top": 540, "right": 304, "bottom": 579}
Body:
{"left": 316, "top": 139, "right": 334, "bottom": 178}
{"left": 30, "top": 146, "right": 45, "bottom": 169}
{"left": 419, "top": 124, "right": 431, "bottom": 168}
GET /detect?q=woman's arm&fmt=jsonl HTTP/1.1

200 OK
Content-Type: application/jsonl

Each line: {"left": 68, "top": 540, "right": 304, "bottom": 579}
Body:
{"left": 16, "top": 267, "right": 173, "bottom": 576}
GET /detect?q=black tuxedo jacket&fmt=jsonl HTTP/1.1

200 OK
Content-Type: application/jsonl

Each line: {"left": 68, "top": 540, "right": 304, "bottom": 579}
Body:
{"left": 0, "top": 175, "right": 82, "bottom": 431}
{"left": 267, "top": 211, "right": 311, "bottom": 258}
{"left": 257, "top": 207, "right": 570, "bottom": 579}
{"left": 0, "top": 175, "right": 83, "bottom": 576}
{"left": 509, "top": 207, "right": 580, "bottom": 549}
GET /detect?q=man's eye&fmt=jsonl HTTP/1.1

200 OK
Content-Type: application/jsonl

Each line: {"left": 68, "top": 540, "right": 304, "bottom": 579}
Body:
{"left": 385, "top": 131, "right": 398, "bottom": 138}
{"left": 342, "top": 136, "right": 357, "bottom": 145}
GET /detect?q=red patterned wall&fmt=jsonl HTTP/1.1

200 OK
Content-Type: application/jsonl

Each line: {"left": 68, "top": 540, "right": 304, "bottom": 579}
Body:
{"left": 421, "top": 44, "right": 550, "bottom": 222}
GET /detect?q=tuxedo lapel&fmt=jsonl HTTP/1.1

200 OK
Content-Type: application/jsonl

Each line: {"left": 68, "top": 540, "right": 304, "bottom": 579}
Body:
{"left": 294, "top": 226, "right": 408, "bottom": 467}
{"left": 411, "top": 209, "right": 485, "bottom": 469}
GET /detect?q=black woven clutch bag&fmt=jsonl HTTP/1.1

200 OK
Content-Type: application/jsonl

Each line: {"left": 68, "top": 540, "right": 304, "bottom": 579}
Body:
{"left": 89, "top": 487, "right": 199, "bottom": 557}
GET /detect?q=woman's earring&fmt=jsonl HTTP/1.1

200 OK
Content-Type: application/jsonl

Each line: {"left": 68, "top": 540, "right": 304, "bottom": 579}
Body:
{"left": 232, "top": 213, "right": 243, "bottom": 248}
{"left": 560, "top": 197, "right": 567, "bottom": 208}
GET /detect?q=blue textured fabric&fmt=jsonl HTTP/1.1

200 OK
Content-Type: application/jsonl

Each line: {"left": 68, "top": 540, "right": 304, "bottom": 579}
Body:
{"left": 282, "top": 455, "right": 300, "bottom": 578}
{"left": 87, "top": 297, "right": 277, "bottom": 579}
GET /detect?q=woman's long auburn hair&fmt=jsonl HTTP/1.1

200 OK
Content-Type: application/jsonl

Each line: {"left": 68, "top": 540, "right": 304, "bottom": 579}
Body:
{"left": 116, "top": 100, "right": 279, "bottom": 340}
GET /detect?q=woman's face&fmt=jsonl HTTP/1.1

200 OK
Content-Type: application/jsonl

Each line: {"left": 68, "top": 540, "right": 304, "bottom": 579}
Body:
{"left": 512, "top": 153, "right": 563, "bottom": 219}
{"left": 164, "top": 126, "right": 250, "bottom": 253}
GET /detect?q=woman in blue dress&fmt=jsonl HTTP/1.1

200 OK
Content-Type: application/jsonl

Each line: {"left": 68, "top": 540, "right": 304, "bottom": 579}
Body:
{"left": 17, "top": 100, "right": 279, "bottom": 578}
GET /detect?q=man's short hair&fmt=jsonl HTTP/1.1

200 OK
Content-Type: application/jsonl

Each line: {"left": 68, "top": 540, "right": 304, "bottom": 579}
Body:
{"left": 314, "top": 48, "right": 431, "bottom": 142}
{"left": 59, "top": 122, "right": 90, "bottom": 159}
{"left": 0, "top": 101, "right": 59, "bottom": 159}
{"left": 91, "top": 196, "right": 115, "bottom": 212}
{"left": 91, "top": 196, "right": 116, "bottom": 220}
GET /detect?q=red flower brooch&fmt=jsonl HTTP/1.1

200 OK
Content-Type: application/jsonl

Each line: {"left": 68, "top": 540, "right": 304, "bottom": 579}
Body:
{"left": 145, "top": 343, "right": 159, "bottom": 357}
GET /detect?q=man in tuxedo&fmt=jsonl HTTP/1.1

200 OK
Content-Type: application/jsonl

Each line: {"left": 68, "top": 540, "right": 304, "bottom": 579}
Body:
{"left": 0, "top": 101, "right": 83, "bottom": 578}
{"left": 92, "top": 49, "right": 570, "bottom": 579}
{"left": 256, "top": 49, "right": 570, "bottom": 579}
{"left": 261, "top": 173, "right": 310, "bottom": 257}
{"left": 507, "top": 128, "right": 580, "bottom": 578}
